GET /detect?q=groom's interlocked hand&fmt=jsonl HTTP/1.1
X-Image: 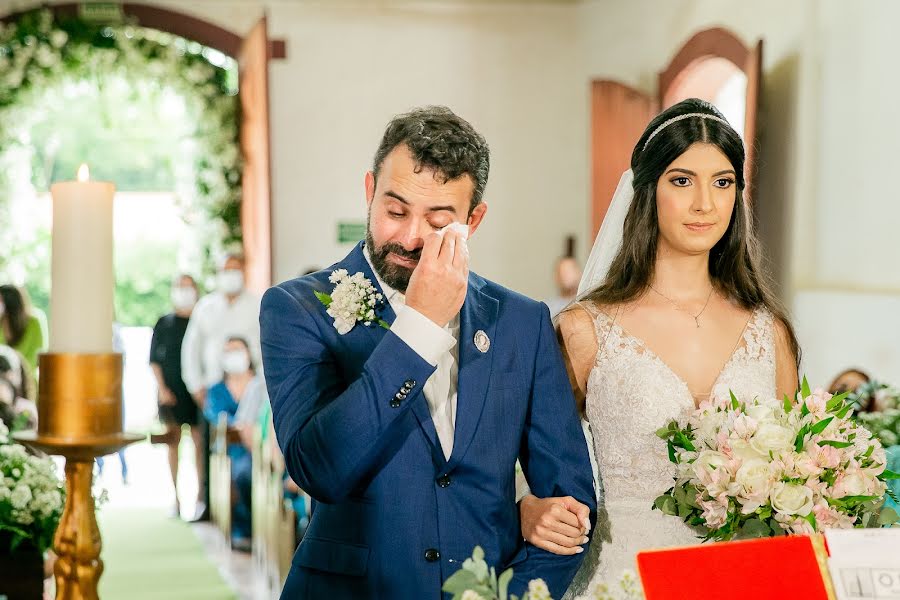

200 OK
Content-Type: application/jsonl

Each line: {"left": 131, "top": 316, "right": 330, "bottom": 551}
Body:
{"left": 519, "top": 495, "right": 591, "bottom": 556}
{"left": 405, "top": 229, "right": 469, "bottom": 327}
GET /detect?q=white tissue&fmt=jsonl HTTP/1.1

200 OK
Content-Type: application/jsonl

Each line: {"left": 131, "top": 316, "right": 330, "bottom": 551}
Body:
{"left": 437, "top": 222, "right": 469, "bottom": 240}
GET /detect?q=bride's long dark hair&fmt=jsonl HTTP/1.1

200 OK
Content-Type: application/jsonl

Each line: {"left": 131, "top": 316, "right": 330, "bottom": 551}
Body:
{"left": 583, "top": 98, "right": 800, "bottom": 365}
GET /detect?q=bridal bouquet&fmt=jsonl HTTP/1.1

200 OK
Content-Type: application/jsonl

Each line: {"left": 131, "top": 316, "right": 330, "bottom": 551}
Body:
{"left": 654, "top": 379, "right": 900, "bottom": 540}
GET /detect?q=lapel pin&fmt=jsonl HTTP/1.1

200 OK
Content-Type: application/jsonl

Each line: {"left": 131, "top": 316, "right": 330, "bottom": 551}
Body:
{"left": 474, "top": 330, "right": 490, "bottom": 353}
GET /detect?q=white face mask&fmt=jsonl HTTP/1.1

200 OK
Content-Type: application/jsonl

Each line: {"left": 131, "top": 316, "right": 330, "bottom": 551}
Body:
{"left": 218, "top": 270, "right": 244, "bottom": 295}
{"left": 222, "top": 350, "right": 250, "bottom": 375}
{"left": 171, "top": 287, "right": 197, "bottom": 311}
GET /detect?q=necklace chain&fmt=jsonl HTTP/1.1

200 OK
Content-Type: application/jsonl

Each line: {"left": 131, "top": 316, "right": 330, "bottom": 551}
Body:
{"left": 650, "top": 285, "right": 715, "bottom": 328}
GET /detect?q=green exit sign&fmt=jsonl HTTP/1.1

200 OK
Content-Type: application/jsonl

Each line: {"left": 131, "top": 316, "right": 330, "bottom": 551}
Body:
{"left": 338, "top": 222, "right": 366, "bottom": 244}
{"left": 79, "top": 3, "right": 124, "bottom": 22}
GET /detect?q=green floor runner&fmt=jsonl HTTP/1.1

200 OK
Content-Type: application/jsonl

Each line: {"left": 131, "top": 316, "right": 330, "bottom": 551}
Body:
{"left": 97, "top": 507, "right": 237, "bottom": 600}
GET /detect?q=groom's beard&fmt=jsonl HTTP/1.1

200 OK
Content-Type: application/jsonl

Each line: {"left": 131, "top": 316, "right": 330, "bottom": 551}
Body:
{"left": 365, "top": 229, "right": 422, "bottom": 293}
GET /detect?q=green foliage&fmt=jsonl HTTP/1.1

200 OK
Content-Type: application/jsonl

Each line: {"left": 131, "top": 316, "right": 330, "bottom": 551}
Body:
{"left": 0, "top": 7, "right": 242, "bottom": 277}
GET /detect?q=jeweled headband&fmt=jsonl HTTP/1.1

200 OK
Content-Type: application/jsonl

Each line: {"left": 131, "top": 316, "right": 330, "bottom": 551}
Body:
{"left": 643, "top": 112, "right": 731, "bottom": 151}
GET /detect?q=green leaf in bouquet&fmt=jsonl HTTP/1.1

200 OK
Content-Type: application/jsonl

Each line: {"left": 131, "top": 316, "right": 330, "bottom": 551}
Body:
{"left": 654, "top": 495, "right": 679, "bottom": 516}
{"left": 803, "top": 512, "right": 818, "bottom": 532}
{"left": 667, "top": 440, "right": 677, "bottom": 464}
{"left": 818, "top": 440, "right": 853, "bottom": 448}
{"left": 794, "top": 425, "right": 811, "bottom": 452}
{"left": 498, "top": 567, "right": 513, "bottom": 600}
{"left": 801, "top": 376, "right": 812, "bottom": 400}
{"left": 836, "top": 404, "right": 853, "bottom": 419}
{"left": 730, "top": 391, "right": 740, "bottom": 410}
{"left": 880, "top": 469, "right": 900, "bottom": 480}
{"left": 878, "top": 507, "right": 899, "bottom": 526}
{"left": 800, "top": 400, "right": 810, "bottom": 417}
{"left": 783, "top": 394, "right": 793, "bottom": 412}
{"left": 842, "top": 495, "right": 880, "bottom": 507}
{"left": 313, "top": 290, "right": 333, "bottom": 307}
{"left": 684, "top": 484, "right": 701, "bottom": 508}
{"left": 678, "top": 501, "right": 693, "bottom": 520}
{"left": 656, "top": 425, "right": 673, "bottom": 439}
{"left": 740, "top": 518, "right": 772, "bottom": 538}
{"left": 811, "top": 417, "right": 834, "bottom": 436}
{"left": 442, "top": 570, "right": 481, "bottom": 595}
{"left": 674, "top": 431, "right": 696, "bottom": 452}
{"left": 886, "top": 488, "right": 900, "bottom": 504}
{"left": 827, "top": 392, "right": 848, "bottom": 413}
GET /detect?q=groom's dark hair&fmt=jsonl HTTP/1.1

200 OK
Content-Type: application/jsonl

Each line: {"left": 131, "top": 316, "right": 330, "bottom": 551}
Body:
{"left": 372, "top": 106, "right": 490, "bottom": 213}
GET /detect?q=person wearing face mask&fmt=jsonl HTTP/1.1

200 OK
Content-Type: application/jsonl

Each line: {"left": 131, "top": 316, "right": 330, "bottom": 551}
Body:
{"left": 149, "top": 274, "right": 204, "bottom": 518}
{"left": 203, "top": 336, "right": 265, "bottom": 551}
{"left": 180, "top": 253, "right": 262, "bottom": 521}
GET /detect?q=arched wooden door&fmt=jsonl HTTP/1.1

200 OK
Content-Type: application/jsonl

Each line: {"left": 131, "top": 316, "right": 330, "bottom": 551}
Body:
{"left": 659, "top": 28, "right": 763, "bottom": 201}
{"left": 589, "top": 81, "right": 656, "bottom": 238}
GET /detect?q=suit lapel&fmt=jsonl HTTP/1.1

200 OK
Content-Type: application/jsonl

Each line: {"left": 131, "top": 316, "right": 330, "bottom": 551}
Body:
{"left": 338, "top": 243, "right": 444, "bottom": 465}
{"left": 446, "top": 276, "right": 499, "bottom": 472}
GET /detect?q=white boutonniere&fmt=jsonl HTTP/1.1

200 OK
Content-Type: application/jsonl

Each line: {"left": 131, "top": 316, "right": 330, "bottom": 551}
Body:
{"left": 314, "top": 269, "right": 389, "bottom": 335}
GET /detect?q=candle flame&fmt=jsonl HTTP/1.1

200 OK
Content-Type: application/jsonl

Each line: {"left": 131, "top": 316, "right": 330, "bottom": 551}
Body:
{"left": 77, "top": 164, "right": 90, "bottom": 182}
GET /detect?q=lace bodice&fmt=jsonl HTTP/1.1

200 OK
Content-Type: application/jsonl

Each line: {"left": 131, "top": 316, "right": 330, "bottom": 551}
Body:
{"left": 564, "top": 303, "right": 777, "bottom": 598}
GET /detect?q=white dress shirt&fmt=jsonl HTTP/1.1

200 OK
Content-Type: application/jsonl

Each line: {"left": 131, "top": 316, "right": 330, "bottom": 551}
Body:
{"left": 181, "top": 289, "right": 262, "bottom": 394}
{"left": 364, "top": 249, "right": 459, "bottom": 459}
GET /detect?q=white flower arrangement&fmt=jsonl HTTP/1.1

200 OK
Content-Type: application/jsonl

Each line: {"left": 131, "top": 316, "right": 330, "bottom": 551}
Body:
{"left": 0, "top": 421, "right": 65, "bottom": 553}
{"left": 574, "top": 571, "right": 644, "bottom": 600}
{"left": 443, "top": 546, "right": 553, "bottom": 600}
{"left": 654, "top": 378, "right": 900, "bottom": 540}
{"left": 315, "top": 269, "right": 388, "bottom": 335}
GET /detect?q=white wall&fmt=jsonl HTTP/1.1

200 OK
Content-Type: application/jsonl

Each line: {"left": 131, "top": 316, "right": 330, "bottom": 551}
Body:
{"left": 135, "top": 0, "right": 586, "bottom": 299}
{"left": 5, "top": 0, "right": 898, "bottom": 384}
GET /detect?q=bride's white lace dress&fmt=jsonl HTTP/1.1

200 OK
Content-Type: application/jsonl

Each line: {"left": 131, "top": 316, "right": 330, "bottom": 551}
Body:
{"left": 564, "top": 302, "right": 777, "bottom": 598}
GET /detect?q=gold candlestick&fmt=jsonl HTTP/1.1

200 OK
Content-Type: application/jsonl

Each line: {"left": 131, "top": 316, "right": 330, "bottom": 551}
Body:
{"left": 14, "top": 353, "right": 143, "bottom": 600}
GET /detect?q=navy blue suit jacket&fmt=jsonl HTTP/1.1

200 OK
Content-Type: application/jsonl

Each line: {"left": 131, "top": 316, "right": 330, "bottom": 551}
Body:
{"left": 260, "top": 243, "right": 595, "bottom": 599}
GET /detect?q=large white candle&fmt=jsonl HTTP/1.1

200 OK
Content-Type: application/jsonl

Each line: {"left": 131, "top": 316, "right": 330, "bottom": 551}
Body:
{"left": 49, "top": 164, "right": 115, "bottom": 353}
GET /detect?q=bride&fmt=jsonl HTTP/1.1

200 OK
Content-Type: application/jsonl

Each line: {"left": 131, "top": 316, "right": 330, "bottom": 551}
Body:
{"left": 519, "top": 98, "right": 801, "bottom": 595}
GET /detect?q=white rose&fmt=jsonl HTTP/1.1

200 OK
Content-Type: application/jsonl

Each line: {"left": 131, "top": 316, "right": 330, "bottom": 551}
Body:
{"left": 695, "top": 410, "right": 726, "bottom": 442}
{"left": 750, "top": 422, "right": 795, "bottom": 455}
{"left": 730, "top": 438, "right": 766, "bottom": 461}
{"left": 460, "top": 591, "right": 485, "bottom": 600}
{"left": 771, "top": 482, "right": 814, "bottom": 516}
{"left": 735, "top": 458, "right": 775, "bottom": 497}
{"left": 746, "top": 400, "right": 778, "bottom": 423}
{"left": 692, "top": 450, "right": 731, "bottom": 480}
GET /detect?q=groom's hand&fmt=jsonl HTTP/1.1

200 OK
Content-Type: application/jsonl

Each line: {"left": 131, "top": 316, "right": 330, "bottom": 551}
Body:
{"left": 405, "top": 229, "right": 469, "bottom": 327}
{"left": 519, "top": 495, "right": 590, "bottom": 556}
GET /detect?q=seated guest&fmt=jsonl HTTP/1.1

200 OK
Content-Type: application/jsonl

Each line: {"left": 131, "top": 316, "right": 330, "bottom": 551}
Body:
{"left": 0, "top": 285, "right": 47, "bottom": 385}
{"left": 828, "top": 368, "right": 870, "bottom": 396}
{"left": 203, "top": 336, "right": 257, "bottom": 551}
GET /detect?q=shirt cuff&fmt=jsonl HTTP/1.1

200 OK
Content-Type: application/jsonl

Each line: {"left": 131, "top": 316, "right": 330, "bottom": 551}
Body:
{"left": 390, "top": 306, "right": 456, "bottom": 366}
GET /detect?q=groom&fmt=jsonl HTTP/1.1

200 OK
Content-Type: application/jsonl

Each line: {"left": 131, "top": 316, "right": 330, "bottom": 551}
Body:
{"left": 260, "top": 106, "right": 595, "bottom": 598}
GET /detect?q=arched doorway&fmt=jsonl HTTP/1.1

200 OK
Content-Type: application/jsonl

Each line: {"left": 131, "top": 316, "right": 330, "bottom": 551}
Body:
{"left": 590, "top": 27, "right": 762, "bottom": 239}
{"left": 0, "top": 3, "right": 286, "bottom": 293}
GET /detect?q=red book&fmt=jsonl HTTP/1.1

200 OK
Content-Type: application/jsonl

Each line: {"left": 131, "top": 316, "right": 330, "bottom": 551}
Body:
{"left": 637, "top": 535, "right": 836, "bottom": 600}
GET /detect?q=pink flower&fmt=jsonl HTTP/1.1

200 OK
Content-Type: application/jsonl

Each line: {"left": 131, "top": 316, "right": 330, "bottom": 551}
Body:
{"left": 804, "top": 389, "right": 830, "bottom": 415}
{"left": 699, "top": 496, "right": 729, "bottom": 529}
{"left": 811, "top": 444, "right": 842, "bottom": 470}
{"left": 813, "top": 502, "right": 856, "bottom": 529}
{"left": 732, "top": 414, "right": 758, "bottom": 439}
